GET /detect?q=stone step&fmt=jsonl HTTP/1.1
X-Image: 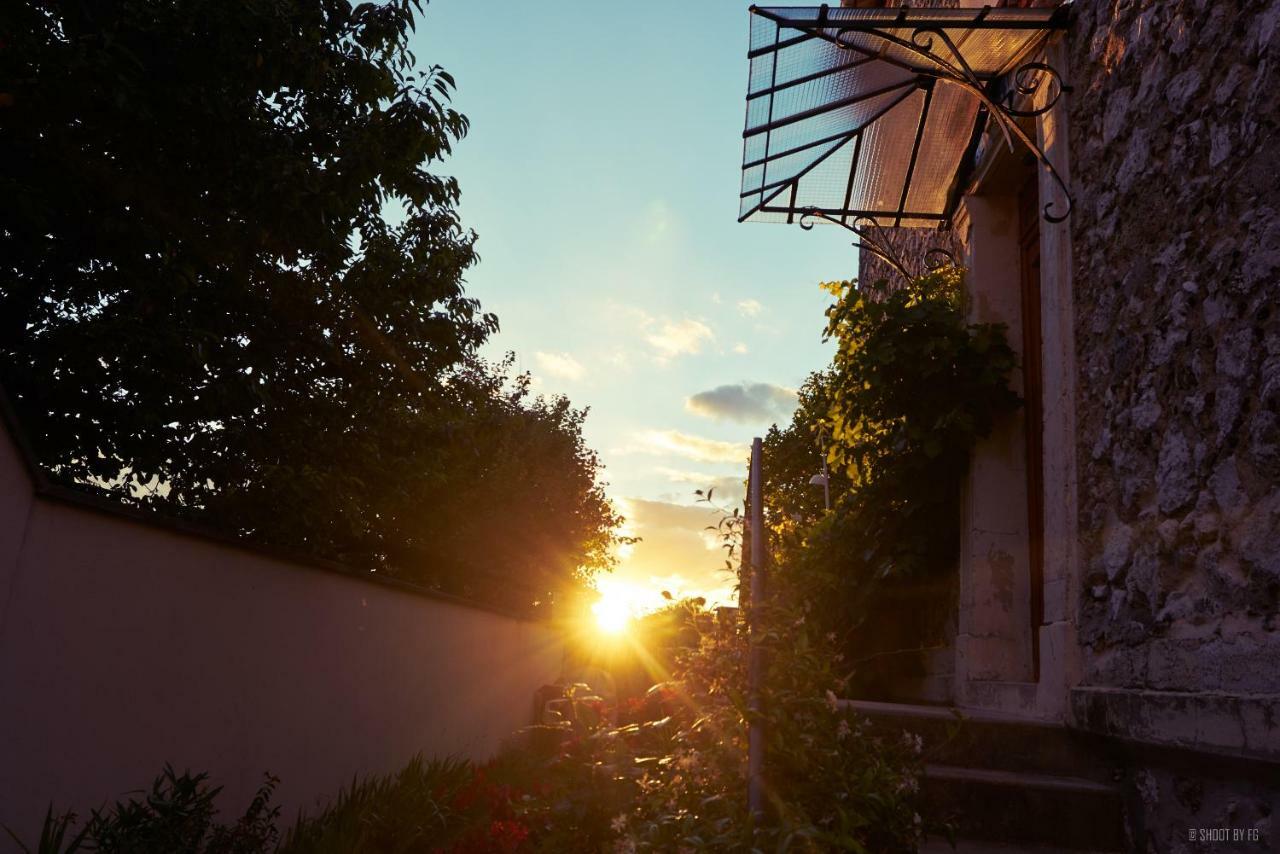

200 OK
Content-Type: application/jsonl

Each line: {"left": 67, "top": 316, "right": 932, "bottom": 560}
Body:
{"left": 964, "top": 679, "right": 1039, "bottom": 715}
{"left": 887, "top": 673, "right": 955, "bottom": 705}
{"left": 922, "top": 764, "right": 1125, "bottom": 851}
{"left": 844, "top": 699, "right": 1121, "bottom": 784}
{"left": 922, "top": 838, "right": 1121, "bottom": 853}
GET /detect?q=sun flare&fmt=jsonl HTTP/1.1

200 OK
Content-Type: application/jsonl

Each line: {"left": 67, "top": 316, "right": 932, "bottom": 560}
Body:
{"left": 592, "top": 595, "right": 631, "bottom": 635}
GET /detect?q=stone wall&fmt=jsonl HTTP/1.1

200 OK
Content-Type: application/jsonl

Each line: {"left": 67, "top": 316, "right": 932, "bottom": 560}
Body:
{"left": 857, "top": 226, "right": 965, "bottom": 291}
{"left": 1067, "top": 0, "right": 1280, "bottom": 701}
{"left": 1066, "top": 2, "right": 1280, "bottom": 848}
{"left": 855, "top": 1, "right": 1280, "bottom": 845}
{"left": 851, "top": 0, "right": 1280, "bottom": 710}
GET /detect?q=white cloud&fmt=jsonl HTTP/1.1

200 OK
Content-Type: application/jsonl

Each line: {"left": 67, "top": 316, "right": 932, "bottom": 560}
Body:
{"left": 685, "top": 382, "right": 798, "bottom": 425}
{"left": 634, "top": 429, "right": 747, "bottom": 464}
{"left": 644, "top": 317, "right": 714, "bottom": 361}
{"left": 612, "top": 305, "right": 716, "bottom": 363}
{"left": 737, "top": 298, "right": 764, "bottom": 317}
{"left": 534, "top": 350, "right": 585, "bottom": 381}
{"left": 732, "top": 342, "right": 749, "bottom": 355}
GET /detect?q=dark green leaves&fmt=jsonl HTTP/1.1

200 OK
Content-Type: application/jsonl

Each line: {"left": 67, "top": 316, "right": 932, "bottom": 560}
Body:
{"left": 0, "top": 1, "right": 621, "bottom": 609}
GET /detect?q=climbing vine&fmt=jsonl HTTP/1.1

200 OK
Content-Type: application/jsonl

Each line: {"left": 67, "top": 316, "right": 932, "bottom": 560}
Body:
{"left": 770, "top": 267, "right": 1021, "bottom": 647}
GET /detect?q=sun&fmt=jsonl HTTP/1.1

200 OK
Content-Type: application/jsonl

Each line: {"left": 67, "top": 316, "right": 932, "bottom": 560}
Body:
{"left": 591, "top": 594, "right": 631, "bottom": 635}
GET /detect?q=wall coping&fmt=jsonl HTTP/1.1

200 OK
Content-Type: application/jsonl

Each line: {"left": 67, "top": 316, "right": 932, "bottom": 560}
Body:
{"left": 0, "top": 386, "right": 550, "bottom": 624}
{"left": 1070, "top": 685, "right": 1280, "bottom": 766}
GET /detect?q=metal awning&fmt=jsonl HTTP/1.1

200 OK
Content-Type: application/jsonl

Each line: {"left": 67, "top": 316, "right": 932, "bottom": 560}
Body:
{"left": 739, "top": 4, "right": 1069, "bottom": 231}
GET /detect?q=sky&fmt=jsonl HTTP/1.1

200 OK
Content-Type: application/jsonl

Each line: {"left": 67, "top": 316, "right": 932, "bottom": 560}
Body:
{"left": 415, "top": 1, "right": 857, "bottom": 611}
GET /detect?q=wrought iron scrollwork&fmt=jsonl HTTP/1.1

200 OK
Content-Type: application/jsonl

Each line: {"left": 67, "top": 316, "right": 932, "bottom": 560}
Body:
{"left": 923, "top": 246, "right": 959, "bottom": 272}
{"left": 798, "top": 208, "right": 957, "bottom": 285}
{"left": 1002, "top": 62, "right": 1065, "bottom": 118}
{"left": 829, "top": 24, "right": 1073, "bottom": 223}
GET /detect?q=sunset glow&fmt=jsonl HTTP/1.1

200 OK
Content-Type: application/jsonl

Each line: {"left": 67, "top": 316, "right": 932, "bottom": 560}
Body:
{"left": 423, "top": 3, "right": 840, "bottom": 614}
{"left": 589, "top": 577, "right": 667, "bottom": 636}
{"left": 591, "top": 595, "right": 631, "bottom": 635}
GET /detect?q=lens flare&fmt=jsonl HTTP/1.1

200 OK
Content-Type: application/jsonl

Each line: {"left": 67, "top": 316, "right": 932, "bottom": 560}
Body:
{"left": 592, "top": 594, "right": 631, "bottom": 635}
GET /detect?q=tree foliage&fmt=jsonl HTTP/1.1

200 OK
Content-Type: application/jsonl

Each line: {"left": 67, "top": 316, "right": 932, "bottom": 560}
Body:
{"left": 0, "top": 0, "right": 622, "bottom": 608}
{"left": 760, "top": 370, "right": 850, "bottom": 536}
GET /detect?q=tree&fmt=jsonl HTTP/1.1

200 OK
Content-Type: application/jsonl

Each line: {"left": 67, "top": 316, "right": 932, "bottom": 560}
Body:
{"left": 0, "top": 0, "right": 623, "bottom": 608}
{"left": 761, "top": 369, "right": 850, "bottom": 536}
{"left": 352, "top": 354, "right": 626, "bottom": 607}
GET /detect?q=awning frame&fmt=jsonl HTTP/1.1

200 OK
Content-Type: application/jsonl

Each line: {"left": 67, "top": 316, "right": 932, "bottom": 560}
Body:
{"left": 798, "top": 208, "right": 959, "bottom": 284}
{"left": 740, "top": 4, "right": 1074, "bottom": 247}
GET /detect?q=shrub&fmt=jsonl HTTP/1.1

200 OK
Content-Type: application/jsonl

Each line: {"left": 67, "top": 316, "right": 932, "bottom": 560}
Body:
{"left": 609, "top": 602, "right": 928, "bottom": 852}
{"left": 7, "top": 766, "right": 278, "bottom": 854}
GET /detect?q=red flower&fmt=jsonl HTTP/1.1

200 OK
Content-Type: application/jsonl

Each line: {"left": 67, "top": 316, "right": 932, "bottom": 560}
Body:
{"left": 488, "top": 819, "right": 531, "bottom": 851}
{"left": 445, "top": 819, "right": 531, "bottom": 854}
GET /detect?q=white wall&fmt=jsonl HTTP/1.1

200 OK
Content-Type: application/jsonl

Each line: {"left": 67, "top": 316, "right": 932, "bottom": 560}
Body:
{"left": 0, "top": 415, "right": 564, "bottom": 844}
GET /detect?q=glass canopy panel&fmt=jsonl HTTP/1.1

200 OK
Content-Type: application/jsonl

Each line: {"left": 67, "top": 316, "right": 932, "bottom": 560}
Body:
{"left": 739, "top": 4, "right": 1063, "bottom": 227}
{"left": 793, "top": 134, "right": 859, "bottom": 213}
{"left": 903, "top": 84, "right": 979, "bottom": 216}
{"left": 846, "top": 88, "right": 925, "bottom": 219}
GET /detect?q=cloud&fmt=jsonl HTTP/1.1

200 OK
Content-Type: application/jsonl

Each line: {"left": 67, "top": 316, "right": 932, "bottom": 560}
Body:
{"left": 534, "top": 351, "right": 585, "bottom": 381}
{"left": 737, "top": 298, "right": 764, "bottom": 317}
{"left": 732, "top": 342, "right": 749, "bottom": 355}
{"left": 634, "top": 429, "right": 747, "bottom": 464}
{"left": 613, "top": 305, "right": 715, "bottom": 363}
{"left": 609, "top": 498, "right": 740, "bottom": 606}
{"left": 685, "top": 382, "right": 798, "bottom": 424}
{"left": 619, "top": 497, "right": 721, "bottom": 530}
{"left": 644, "top": 318, "right": 714, "bottom": 360}
{"left": 656, "top": 468, "right": 746, "bottom": 506}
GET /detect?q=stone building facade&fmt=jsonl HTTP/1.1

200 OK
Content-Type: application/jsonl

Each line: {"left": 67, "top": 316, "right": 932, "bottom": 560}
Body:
{"left": 851, "top": 0, "right": 1280, "bottom": 849}
{"left": 1065, "top": 0, "right": 1280, "bottom": 846}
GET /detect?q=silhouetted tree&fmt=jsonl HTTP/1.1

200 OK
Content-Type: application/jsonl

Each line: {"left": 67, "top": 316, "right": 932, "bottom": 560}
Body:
{"left": 0, "top": 0, "right": 623, "bottom": 608}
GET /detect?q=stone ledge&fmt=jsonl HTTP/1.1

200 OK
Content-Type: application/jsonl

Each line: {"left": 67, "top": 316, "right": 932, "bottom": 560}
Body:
{"left": 1070, "top": 686, "right": 1280, "bottom": 763}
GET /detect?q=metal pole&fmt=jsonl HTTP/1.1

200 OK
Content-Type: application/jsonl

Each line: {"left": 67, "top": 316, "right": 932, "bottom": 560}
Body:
{"left": 746, "top": 437, "right": 765, "bottom": 821}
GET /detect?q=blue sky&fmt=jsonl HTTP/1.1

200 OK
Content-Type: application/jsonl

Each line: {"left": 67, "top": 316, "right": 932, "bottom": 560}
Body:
{"left": 416, "top": 1, "right": 855, "bottom": 608}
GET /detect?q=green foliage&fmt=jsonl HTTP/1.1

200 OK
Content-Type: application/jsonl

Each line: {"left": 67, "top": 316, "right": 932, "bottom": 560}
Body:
{"left": 277, "top": 756, "right": 475, "bottom": 853}
{"left": 821, "top": 268, "right": 1018, "bottom": 515}
{"left": 633, "top": 596, "right": 706, "bottom": 657}
{"left": 9, "top": 766, "right": 279, "bottom": 854}
{"left": 610, "top": 602, "right": 927, "bottom": 852}
{"left": 0, "top": 1, "right": 623, "bottom": 607}
{"left": 766, "top": 268, "right": 1020, "bottom": 649}
{"left": 760, "top": 370, "right": 850, "bottom": 535}
{"left": 329, "top": 353, "right": 628, "bottom": 608}
{"left": 4, "top": 808, "right": 89, "bottom": 854}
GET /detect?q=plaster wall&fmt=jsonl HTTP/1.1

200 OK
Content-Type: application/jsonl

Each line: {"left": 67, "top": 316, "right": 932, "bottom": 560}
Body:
{"left": 0, "top": 412, "right": 34, "bottom": 640}
{"left": 0, "top": 418, "right": 564, "bottom": 845}
{"left": 955, "top": 194, "right": 1036, "bottom": 691}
